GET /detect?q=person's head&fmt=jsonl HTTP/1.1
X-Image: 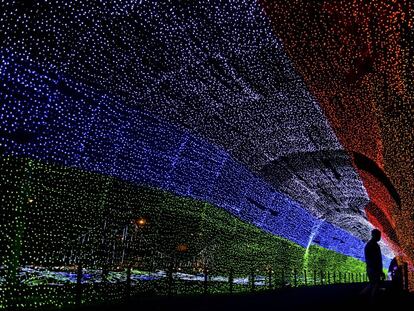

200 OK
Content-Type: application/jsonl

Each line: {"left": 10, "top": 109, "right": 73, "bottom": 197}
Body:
{"left": 371, "top": 229, "right": 381, "bottom": 242}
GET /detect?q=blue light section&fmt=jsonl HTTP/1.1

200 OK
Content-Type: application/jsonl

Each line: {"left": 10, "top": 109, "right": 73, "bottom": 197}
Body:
{"left": 0, "top": 50, "right": 367, "bottom": 261}
{"left": 0, "top": 0, "right": 388, "bottom": 257}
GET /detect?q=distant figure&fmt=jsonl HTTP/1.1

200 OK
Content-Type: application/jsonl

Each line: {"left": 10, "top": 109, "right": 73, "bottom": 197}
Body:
{"left": 388, "top": 256, "right": 403, "bottom": 292}
{"left": 360, "top": 229, "right": 384, "bottom": 303}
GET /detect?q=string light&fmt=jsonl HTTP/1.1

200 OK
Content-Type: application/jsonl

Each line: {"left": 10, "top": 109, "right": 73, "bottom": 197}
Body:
{"left": 1, "top": 0, "right": 410, "bottom": 308}
{"left": 261, "top": 0, "right": 413, "bottom": 287}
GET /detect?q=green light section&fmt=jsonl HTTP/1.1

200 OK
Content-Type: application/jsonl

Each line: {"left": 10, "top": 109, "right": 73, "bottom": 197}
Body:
{"left": 0, "top": 156, "right": 366, "bottom": 309}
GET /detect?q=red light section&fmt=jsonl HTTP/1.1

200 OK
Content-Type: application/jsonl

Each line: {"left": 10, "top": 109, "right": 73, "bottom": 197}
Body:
{"left": 259, "top": 0, "right": 410, "bottom": 166}
{"left": 259, "top": 0, "right": 413, "bottom": 267}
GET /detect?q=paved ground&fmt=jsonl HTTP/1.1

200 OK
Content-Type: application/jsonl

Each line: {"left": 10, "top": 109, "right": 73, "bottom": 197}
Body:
{"left": 70, "top": 282, "right": 413, "bottom": 311}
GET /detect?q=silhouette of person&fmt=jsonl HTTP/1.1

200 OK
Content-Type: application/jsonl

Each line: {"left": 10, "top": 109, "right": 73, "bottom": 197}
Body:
{"left": 360, "top": 229, "right": 384, "bottom": 303}
{"left": 388, "top": 256, "right": 402, "bottom": 292}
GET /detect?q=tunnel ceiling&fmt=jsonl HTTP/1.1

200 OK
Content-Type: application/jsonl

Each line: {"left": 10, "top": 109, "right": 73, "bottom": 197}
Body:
{"left": 0, "top": 0, "right": 413, "bottom": 268}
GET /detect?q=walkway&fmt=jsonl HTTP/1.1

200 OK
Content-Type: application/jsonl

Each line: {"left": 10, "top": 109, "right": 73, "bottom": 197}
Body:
{"left": 71, "top": 282, "right": 413, "bottom": 311}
